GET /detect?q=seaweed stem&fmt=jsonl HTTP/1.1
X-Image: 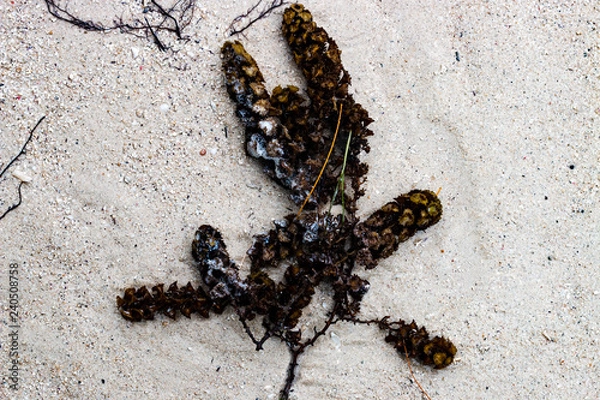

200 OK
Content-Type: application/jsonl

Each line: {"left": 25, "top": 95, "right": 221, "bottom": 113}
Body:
{"left": 280, "top": 302, "right": 339, "bottom": 400}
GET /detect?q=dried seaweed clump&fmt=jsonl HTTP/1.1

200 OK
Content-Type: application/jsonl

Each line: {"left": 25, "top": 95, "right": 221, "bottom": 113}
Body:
{"left": 117, "top": 281, "right": 211, "bottom": 321}
{"left": 117, "top": 4, "right": 456, "bottom": 399}
{"left": 222, "top": 4, "right": 371, "bottom": 211}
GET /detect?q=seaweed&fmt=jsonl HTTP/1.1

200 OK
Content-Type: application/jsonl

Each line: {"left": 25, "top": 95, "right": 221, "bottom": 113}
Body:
{"left": 228, "top": 0, "right": 289, "bottom": 36}
{"left": 117, "top": 4, "right": 456, "bottom": 398}
{"left": 44, "top": 0, "right": 195, "bottom": 51}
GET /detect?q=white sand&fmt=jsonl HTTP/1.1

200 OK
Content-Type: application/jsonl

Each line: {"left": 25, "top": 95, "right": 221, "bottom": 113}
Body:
{"left": 1, "top": 1, "right": 598, "bottom": 399}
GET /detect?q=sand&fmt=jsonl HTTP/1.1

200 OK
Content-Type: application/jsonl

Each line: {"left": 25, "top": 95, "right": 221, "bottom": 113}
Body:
{"left": 1, "top": 1, "right": 598, "bottom": 399}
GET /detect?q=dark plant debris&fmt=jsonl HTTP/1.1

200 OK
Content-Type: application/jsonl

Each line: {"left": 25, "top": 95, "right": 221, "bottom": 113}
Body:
{"left": 0, "top": 116, "right": 45, "bottom": 221}
{"left": 44, "top": 0, "right": 195, "bottom": 51}
{"left": 228, "top": 0, "right": 289, "bottom": 36}
{"left": 117, "top": 4, "right": 456, "bottom": 399}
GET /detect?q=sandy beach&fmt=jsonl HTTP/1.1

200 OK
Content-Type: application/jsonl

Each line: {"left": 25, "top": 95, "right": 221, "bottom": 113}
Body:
{"left": 1, "top": 1, "right": 598, "bottom": 399}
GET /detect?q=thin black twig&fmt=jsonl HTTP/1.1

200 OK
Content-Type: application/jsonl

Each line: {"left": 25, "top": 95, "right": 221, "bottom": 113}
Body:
{"left": 0, "top": 117, "right": 45, "bottom": 178}
{"left": 0, "top": 182, "right": 24, "bottom": 221}
{"left": 0, "top": 116, "right": 45, "bottom": 221}
{"left": 45, "top": 0, "right": 106, "bottom": 31}
{"left": 44, "top": 0, "right": 195, "bottom": 51}
{"left": 145, "top": 17, "right": 167, "bottom": 52}
{"left": 151, "top": 0, "right": 182, "bottom": 38}
{"left": 229, "top": 0, "right": 288, "bottom": 36}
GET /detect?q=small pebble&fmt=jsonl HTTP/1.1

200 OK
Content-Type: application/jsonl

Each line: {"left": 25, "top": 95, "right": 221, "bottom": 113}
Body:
{"left": 330, "top": 331, "right": 341, "bottom": 349}
{"left": 159, "top": 104, "right": 170, "bottom": 113}
{"left": 12, "top": 169, "right": 32, "bottom": 183}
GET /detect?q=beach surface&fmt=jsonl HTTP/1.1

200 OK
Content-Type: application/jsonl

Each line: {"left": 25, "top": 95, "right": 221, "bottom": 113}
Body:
{"left": 1, "top": 1, "right": 598, "bottom": 399}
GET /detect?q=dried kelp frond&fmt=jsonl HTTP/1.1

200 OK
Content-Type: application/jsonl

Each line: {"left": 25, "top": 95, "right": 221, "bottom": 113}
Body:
{"left": 222, "top": 41, "right": 322, "bottom": 208}
{"left": 246, "top": 212, "right": 350, "bottom": 330}
{"left": 378, "top": 318, "right": 457, "bottom": 369}
{"left": 222, "top": 3, "right": 373, "bottom": 212}
{"left": 282, "top": 4, "right": 373, "bottom": 212}
{"left": 118, "top": 5, "right": 456, "bottom": 399}
{"left": 221, "top": 41, "right": 312, "bottom": 206}
{"left": 191, "top": 225, "right": 247, "bottom": 313}
{"left": 116, "top": 282, "right": 211, "bottom": 322}
{"left": 354, "top": 190, "right": 443, "bottom": 269}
